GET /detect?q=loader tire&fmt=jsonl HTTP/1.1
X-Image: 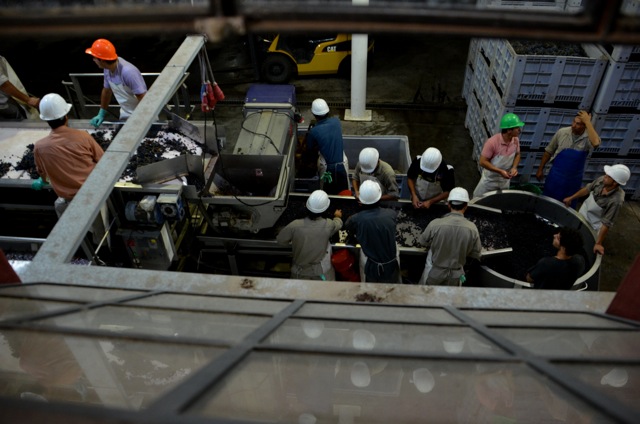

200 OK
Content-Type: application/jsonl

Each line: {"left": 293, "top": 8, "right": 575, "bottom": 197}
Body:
{"left": 262, "top": 54, "right": 295, "bottom": 84}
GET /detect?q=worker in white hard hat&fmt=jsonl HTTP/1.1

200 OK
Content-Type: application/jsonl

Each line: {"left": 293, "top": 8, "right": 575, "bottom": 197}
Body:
{"left": 352, "top": 147, "right": 399, "bottom": 202}
{"left": 32, "top": 93, "right": 108, "bottom": 249}
{"left": 276, "top": 189, "right": 343, "bottom": 280}
{"left": 344, "top": 180, "right": 401, "bottom": 283}
{"left": 85, "top": 38, "right": 148, "bottom": 127}
{"left": 563, "top": 164, "right": 629, "bottom": 255}
{"left": 473, "top": 113, "right": 524, "bottom": 198}
{"left": 407, "top": 147, "right": 455, "bottom": 209}
{"left": 418, "top": 187, "right": 482, "bottom": 286}
{"left": 536, "top": 110, "right": 601, "bottom": 206}
{"left": 303, "top": 98, "right": 350, "bottom": 195}
{"left": 0, "top": 55, "right": 40, "bottom": 120}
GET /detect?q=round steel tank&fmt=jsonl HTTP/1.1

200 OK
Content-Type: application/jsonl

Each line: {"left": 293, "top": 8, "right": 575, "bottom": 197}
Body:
{"left": 471, "top": 190, "right": 601, "bottom": 290}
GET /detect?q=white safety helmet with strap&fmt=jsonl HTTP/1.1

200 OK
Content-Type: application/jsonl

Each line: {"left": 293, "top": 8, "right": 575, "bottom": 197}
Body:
{"left": 306, "top": 189, "right": 330, "bottom": 213}
{"left": 448, "top": 187, "right": 470, "bottom": 204}
{"left": 359, "top": 180, "right": 382, "bottom": 204}
{"left": 604, "top": 164, "right": 630, "bottom": 186}
{"left": 39, "top": 93, "right": 72, "bottom": 121}
{"left": 420, "top": 147, "right": 443, "bottom": 173}
{"left": 311, "top": 98, "right": 330, "bottom": 116}
{"left": 359, "top": 147, "right": 379, "bottom": 173}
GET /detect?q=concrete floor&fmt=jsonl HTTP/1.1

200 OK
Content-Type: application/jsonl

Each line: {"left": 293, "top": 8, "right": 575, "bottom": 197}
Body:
{"left": 207, "top": 34, "right": 640, "bottom": 292}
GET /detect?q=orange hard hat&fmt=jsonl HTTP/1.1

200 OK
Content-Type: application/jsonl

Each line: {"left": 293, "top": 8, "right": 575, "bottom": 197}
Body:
{"left": 86, "top": 39, "right": 117, "bottom": 61}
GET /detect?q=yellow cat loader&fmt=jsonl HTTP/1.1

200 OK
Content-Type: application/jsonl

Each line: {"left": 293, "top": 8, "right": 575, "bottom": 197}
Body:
{"left": 257, "top": 33, "right": 374, "bottom": 83}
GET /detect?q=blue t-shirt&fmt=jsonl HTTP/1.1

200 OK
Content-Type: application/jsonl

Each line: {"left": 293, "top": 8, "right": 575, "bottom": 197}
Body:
{"left": 306, "top": 117, "right": 344, "bottom": 165}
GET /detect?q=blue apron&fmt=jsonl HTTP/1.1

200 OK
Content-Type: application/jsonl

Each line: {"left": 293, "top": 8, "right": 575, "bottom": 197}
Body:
{"left": 543, "top": 149, "right": 588, "bottom": 207}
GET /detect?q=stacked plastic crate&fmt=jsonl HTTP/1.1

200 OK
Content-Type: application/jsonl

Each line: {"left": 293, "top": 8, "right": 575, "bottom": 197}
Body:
{"left": 463, "top": 38, "right": 611, "bottom": 190}
{"left": 589, "top": 45, "right": 640, "bottom": 199}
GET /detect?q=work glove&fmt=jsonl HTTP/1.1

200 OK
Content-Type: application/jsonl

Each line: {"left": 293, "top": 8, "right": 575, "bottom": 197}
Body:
{"left": 90, "top": 108, "right": 107, "bottom": 128}
{"left": 31, "top": 177, "right": 49, "bottom": 191}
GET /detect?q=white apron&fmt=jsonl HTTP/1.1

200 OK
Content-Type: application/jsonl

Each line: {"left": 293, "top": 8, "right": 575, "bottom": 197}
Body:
{"left": 473, "top": 152, "right": 515, "bottom": 198}
{"left": 292, "top": 241, "right": 335, "bottom": 281}
{"left": 578, "top": 193, "right": 604, "bottom": 231}
{"left": 418, "top": 250, "right": 433, "bottom": 285}
{"left": 415, "top": 165, "right": 453, "bottom": 201}
{"left": 318, "top": 152, "right": 349, "bottom": 177}
{"left": 358, "top": 245, "right": 401, "bottom": 283}
{"left": 108, "top": 76, "right": 139, "bottom": 119}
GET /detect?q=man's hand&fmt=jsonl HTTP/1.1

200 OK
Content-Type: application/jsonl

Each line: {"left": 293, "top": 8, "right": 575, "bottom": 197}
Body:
{"left": 535, "top": 168, "right": 544, "bottom": 182}
{"left": 334, "top": 209, "right": 343, "bottom": 219}
{"left": 90, "top": 108, "right": 107, "bottom": 128}
{"left": 411, "top": 194, "right": 422, "bottom": 209}
{"left": 508, "top": 167, "right": 518, "bottom": 178}
{"left": 594, "top": 243, "right": 604, "bottom": 255}
{"left": 31, "top": 177, "right": 49, "bottom": 191}
{"left": 562, "top": 197, "right": 572, "bottom": 207}
{"left": 577, "top": 110, "right": 592, "bottom": 125}
{"left": 499, "top": 169, "right": 510, "bottom": 179}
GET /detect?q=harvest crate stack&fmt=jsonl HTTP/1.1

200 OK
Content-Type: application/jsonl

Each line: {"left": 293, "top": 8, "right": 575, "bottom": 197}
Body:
{"left": 464, "top": 37, "right": 640, "bottom": 200}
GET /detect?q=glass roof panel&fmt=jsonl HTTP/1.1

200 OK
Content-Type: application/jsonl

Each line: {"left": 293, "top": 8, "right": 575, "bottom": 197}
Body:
{"left": 0, "top": 297, "right": 81, "bottom": 322}
{"left": 187, "top": 351, "right": 613, "bottom": 423}
{"left": 32, "top": 305, "right": 268, "bottom": 343}
{"left": 126, "top": 293, "right": 290, "bottom": 315}
{"left": 463, "top": 310, "right": 634, "bottom": 328}
{"left": 0, "top": 328, "right": 222, "bottom": 410}
{"left": 295, "top": 303, "right": 459, "bottom": 323}
{"left": 494, "top": 328, "right": 640, "bottom": 359}
{"left": 0, "top": 284, "right": 144, "bottom": 303}
{"left": 266, "top": 318, "right": 506, "bottom": 356}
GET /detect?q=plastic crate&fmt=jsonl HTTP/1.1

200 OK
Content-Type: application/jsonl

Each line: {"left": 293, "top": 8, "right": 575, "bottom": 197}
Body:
{"left": 602, "top": 44, "right": 640, "bottom": 63}
{"left": 485, "top": 39, "right": 607, "bottom": 108}
{"left": 517, "top": 151, "right": 545, "bottom": 182}
{"left": 592, "top": 113, "right": 640, "bottom": 155}
{"left": 592, "top": 60, "right": 640, "bottom": 113}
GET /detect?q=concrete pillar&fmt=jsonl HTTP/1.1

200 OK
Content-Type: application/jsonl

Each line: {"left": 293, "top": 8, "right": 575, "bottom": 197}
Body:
{"left": 345, "top": 0, "right": 372, "bottom": 122}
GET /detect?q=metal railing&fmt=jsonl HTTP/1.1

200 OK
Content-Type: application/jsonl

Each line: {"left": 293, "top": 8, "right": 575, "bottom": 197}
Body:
{"left": 62, "top": 72, "right": 192, "bottom": 119}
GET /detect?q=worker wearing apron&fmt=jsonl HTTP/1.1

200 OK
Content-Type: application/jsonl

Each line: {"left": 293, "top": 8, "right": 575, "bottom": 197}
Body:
{"left": 32, "top": 94, "right": 109, "bottom": 246}
{"left": 352, "top": 147, "right": 400, "bottom": 202}
{"left": 418, "top": 187, "right": 482, "bottom": 286}
{"left": 85, "top": 39, "right": 148, "bottom": 128}
{"left": 564, "top": 164, "right": 629, "bottom": 256}
{"left": 472, "top": 113, "right": 524, "bottom": 198}
{"left": 407, "top": 147, "right": 455, "bottom": 209}
{"left": 536, "top": 110, "right": 600, "bottom": 205}
{"left": 344, "top": 180, "right": 401, "bottom": 283}
{"left": 276, "top": 190, "right": 343, "bottom": 281}
{"left": 305, "top": 98, "right": 350, "bottom": 195}
{"left": 0, "top": 55, "right": 40, "bottom": 120}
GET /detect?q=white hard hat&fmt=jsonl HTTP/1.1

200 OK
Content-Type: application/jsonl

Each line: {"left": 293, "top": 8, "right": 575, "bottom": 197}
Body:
{"left": 311, "top": 98, "right": 329, "bottom": 116}
{"left": 412, "top": 368, "right": 435, "bottom": 393}
{"left": 39, "top": 93, "right": 72, "bottom": 121}
{"left": 604, "top": 164, "right": 630, "bottom": 186}
{"left": 359, "top": 180, "right": 382, "bottom": 205}
{"left": 448, "top": 187, "right": 470, "bottom": 204}
{"left": 419, "top": 147, "right": 443, "bottom": 173}
{"left": 306, "top": 189, "right": 330, "bottom": 213}
{"left": 359, "top": 147, "right": 379, "bottom": 173}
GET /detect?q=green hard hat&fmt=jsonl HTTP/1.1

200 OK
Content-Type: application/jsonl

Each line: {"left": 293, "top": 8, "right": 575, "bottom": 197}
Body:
{"left": 500, "top": 113, "right": 525, "bottom": 129}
